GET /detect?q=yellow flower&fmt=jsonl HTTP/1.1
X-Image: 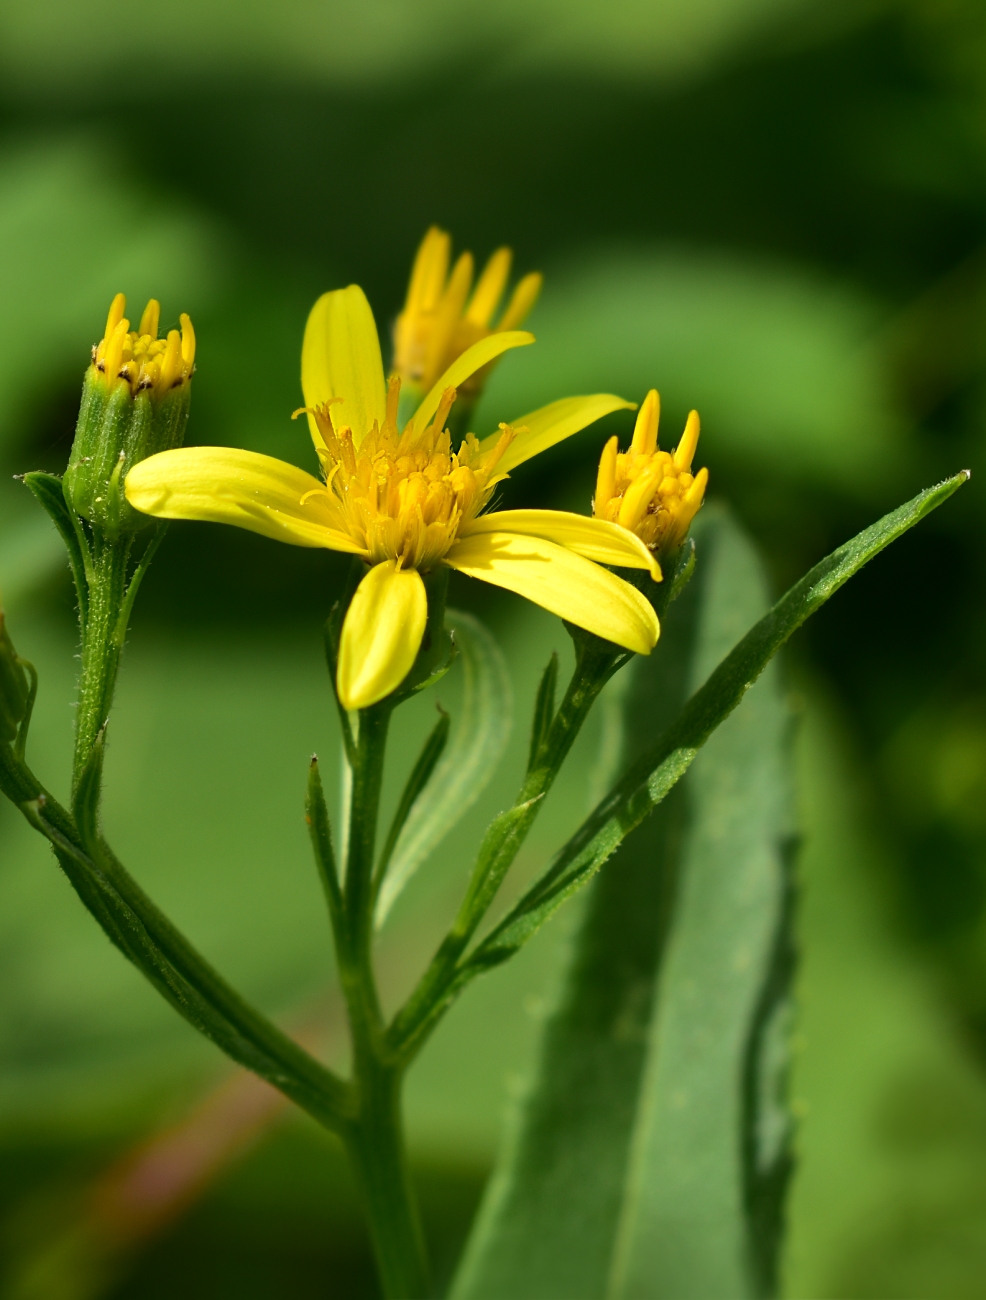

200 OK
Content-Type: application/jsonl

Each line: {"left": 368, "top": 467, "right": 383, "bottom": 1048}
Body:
{"left": 393, "top": 226, "right": 542, "bottom": 401}
{"left": 593, "top": 389, "right": 708, "bottom": 557}
{"left": 126, "top": 285, "right": 660, "bottom": 710}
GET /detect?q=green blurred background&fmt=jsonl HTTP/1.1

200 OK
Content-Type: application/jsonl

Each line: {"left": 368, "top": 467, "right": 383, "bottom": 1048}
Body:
{"left": 1, "top": 0, "right": 984, "bottom": 1295}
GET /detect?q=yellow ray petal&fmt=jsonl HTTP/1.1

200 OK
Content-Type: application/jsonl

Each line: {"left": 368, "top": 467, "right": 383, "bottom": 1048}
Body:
{"left": 498, "top": 271, "right": 543, "bottom": 330}
{"left": 301, "top": 285, "right": 387, "bottom": 447}
{"left": 465, "top": 247, "right": 512, "bottom": 326}
{"left": 125, "top": 446, "right": 365, "bottom": 553}
{"left": 461, "top": 509, "right": 661, "bottom": 579}
{"left": 337, "top": 562, "right": 428, "bottom": 710}
{"left": 480, "top": 394, "right": 635, "bottom": 475}
{"left": 407, "top": 227, "right": 450, "bottom": 315}
{"left": 408, "top": 330, "right": 534, "bottom": 437}
{"left": 444, "top": 532, "right": 658, "bottom": 655}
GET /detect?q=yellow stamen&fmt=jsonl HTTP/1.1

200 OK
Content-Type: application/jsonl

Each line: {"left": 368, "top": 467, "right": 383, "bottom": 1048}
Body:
{"left": 297, "top": 386, "right": 511, "bottom": 571}
{"left": 385, "top": 373, "right": 401, "bottom": 428}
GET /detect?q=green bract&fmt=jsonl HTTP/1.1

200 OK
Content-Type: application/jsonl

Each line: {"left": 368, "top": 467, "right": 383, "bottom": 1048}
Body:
{"left": 0, "top": 608, "right": 29, "bottom": 744}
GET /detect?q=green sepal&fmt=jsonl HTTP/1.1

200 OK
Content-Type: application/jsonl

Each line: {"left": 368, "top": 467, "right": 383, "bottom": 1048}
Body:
{"left": 528, "top": 652, "right": 559, "bottom": 772}
{"left": 21, "top": 470, "right": 91, "bottom": 628}
{"left": 63, "top": 367, "right": 191, "bottom": 539}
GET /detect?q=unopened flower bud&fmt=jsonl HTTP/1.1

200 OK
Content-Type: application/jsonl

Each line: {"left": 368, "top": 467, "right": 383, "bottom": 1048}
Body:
{"left": 0, "top": 607, "right": 30, "bottom": 744}
{"left": 593, "top": 389, "right": 708, "bottom": 561}
{"left": 64, "top": 294, "right": 195, "bottom": 538}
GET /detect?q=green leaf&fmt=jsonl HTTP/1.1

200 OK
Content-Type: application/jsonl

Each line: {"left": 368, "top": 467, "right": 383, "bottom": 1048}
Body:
{"left": 72, "top": 726, "right": 104, "bottom": 850}
{"left": 469, "top": 471, "right": 968, "bottom": 968}
{"left": 374, "top": 610, "right": 512, "bottom": 928}
{"left": 21, "top": 471, "right": 90, "bottom": 627}
{"left": 306, "top": 756, "right": 343, "bottom": 930}
{"left": 450, "top": 506, "right": 795, "bottom": 1299}
{"left": 528, "top": 652, "right": 559, "bottom": 772}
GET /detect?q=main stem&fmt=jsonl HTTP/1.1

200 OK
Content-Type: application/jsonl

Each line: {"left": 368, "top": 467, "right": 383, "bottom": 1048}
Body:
{"left": 73, "top": 534, "right": 131, "bottom": 786}
{"left": 340, "top": 703, "right": 431, "bottom": 1298}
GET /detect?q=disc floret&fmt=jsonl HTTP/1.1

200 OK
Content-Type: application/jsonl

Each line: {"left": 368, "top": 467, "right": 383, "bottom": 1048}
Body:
{"left": 301, "top": 376, "right": 515, "bottom": 572}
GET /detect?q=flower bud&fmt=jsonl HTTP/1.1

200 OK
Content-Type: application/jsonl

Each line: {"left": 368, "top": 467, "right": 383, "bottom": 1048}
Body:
{"left": 593, "top": 389, "right": 708, "bottom": 561}
{"left": 64, "top": 294, "right": 195, "bottom": 538}
{"left": 0, "top": 607, "right": 30, "bottom": 745}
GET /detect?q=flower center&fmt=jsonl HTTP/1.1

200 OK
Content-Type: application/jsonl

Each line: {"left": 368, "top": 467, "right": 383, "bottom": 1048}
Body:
{"left": 93, "top": 293, "right": 196, "bottom": 400}
{"left": 303, "top": 377, "right": 514, "bottom": 570}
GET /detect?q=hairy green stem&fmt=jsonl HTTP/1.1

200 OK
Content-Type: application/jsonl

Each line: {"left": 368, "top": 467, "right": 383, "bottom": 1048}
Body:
{"left": 73, "top": 535, "right": 131, "bottom": 784}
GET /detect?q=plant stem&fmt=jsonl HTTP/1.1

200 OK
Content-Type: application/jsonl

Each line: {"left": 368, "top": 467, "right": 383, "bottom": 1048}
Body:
{"left": 73, "top": 534, "right": 131, "bottom": 786}
{"left": 345, "top": 1060, "right": 430, "bottom": 1299}
{"left": 337, "top": 701, "right": 432, "bottom": 1296}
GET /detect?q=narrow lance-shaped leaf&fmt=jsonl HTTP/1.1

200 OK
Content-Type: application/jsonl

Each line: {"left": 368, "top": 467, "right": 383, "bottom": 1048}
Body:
{"left": 468, "top": 471, "right": 968, "bottom": 970}
{"left": 375, "top": 609, "right": 512, "bottom": 927}
{"left": 528, "top": 652, "right": 559, "bottom": 771}
{"left": 22, "top": 470, "right": 91, "bottom": 626}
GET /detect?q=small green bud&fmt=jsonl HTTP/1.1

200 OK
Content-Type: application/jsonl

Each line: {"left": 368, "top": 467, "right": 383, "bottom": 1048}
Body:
{"left": 0, "top": 607, "right": 30, "bottom": 745}
{"left": 64, "top": 294, "right": 195, "bottom": 539}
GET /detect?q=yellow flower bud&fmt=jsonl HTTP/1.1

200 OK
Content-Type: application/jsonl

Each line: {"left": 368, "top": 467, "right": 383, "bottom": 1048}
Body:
{"left": 64, "top": 294, "right": 196, "bottom": 538}
{"left": 593, "top": 390, "right": 708, "bottom": 558}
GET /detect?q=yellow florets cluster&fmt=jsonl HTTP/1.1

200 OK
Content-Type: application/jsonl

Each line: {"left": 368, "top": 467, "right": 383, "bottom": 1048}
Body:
{"left": 93, "top": 292, "right": 196, "bottom": 400}
{"left": 593, "top": 389, "right": 708, "bottom": 557}
{"left": 303, "top": 376, "right": 515, "bottom": 571}
{"left": 393, "top": 226, "right": 542, "bottom": 399}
